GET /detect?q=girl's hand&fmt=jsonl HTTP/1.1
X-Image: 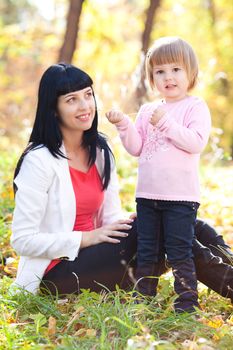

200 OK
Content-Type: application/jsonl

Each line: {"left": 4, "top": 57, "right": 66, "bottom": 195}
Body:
{"left": 80, "top": 219, "right": 133, "bottom": 248}
{"left": 150, "top": 106, "right": 166, "bottom": 126}
{"left": 106, "top": 109, "right": 125, "bottom": 124}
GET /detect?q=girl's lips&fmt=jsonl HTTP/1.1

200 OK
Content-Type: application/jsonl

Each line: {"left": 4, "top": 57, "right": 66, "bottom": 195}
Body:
{"left": 165, "top": 84, "right": 177, "bottom": 89}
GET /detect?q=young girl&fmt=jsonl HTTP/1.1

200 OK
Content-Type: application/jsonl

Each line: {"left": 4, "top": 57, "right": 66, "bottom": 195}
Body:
{"left": 106, "top": 37, "right": 212, "bottom": 312}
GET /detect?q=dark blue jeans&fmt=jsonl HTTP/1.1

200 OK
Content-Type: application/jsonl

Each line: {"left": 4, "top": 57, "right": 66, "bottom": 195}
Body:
{"left": 136, "top": 198, "right": 199, "bottom": 265}
{"left": 136, "top": 198, "right": 200, "bottom": 311}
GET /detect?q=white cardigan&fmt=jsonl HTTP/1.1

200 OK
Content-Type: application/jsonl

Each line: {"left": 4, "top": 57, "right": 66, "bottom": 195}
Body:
{"left": 11, "top": 145, "right": 123, "bottom": 293}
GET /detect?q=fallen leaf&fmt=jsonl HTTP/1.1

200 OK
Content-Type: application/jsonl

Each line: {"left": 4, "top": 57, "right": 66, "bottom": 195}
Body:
{"left": 86, "top": 329, "right": 97, "bottom": 337}
{"left": 48, "top": 316, "right": 56, "bottom": 336}
{"left": 74, "top": 328, "right": 87, "bottom": 337}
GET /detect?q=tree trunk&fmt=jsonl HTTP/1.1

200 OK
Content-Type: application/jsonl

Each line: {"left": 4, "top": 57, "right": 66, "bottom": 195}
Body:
{"left": 135, "top": 0, "right": 161, "bottom": 105}
{"left": 58, "top": 0, "right": 85, "bottom": 63}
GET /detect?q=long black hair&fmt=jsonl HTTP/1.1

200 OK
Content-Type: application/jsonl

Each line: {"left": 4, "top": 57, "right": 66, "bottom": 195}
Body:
{"left": 14, "top": 63, "right": 113, "bottom": 190}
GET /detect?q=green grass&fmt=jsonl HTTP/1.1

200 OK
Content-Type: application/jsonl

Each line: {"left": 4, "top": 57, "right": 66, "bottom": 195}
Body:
{"left": 0, "top": 152, "right": 233, "bottom": 349}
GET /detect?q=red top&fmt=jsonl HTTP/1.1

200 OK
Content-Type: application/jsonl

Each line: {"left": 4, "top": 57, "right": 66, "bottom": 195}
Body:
{"left": 44, "top": 164, "right": 104, "bottom": 274}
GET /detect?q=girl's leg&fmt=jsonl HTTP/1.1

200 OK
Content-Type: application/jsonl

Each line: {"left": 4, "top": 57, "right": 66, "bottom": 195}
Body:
{"left": 163, "top": 201, "right": 199, "bottom": 312}
{"left": 135, "top": 198, "right": 165, "bottom": 296}
{"left": 40, "top": 221, "right": 137, "bottom": 295}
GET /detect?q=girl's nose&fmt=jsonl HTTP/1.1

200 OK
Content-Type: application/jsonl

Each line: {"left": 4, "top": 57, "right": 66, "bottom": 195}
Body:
{"left": 164, "top": 72, "right": 172, "bottom": 80}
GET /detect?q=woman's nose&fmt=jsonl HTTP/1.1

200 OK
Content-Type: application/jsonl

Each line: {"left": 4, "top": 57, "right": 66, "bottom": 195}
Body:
{"left": 78, "top": 98, "right": 88, "bottom": 110}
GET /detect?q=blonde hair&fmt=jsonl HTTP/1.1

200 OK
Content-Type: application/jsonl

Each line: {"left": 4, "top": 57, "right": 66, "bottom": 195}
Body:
{"left": 145, "top": 37, "right": 198, "bottom": 91}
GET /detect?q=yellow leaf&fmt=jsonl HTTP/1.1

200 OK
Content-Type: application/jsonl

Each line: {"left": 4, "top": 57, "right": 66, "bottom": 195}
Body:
{"left": 86, "top": 329, "right": 97, "bottom": 337}
{"left": 227, "top": 315, "right": 233, "bottom": 326}
{"left": 207, "top": 315, "right": 224, "bottom": 329}
{"left": 48, "top": 316, "right": 56, "bottom": 336}
{"left": 74, "top": 328, "right": 87, "bottom": 337}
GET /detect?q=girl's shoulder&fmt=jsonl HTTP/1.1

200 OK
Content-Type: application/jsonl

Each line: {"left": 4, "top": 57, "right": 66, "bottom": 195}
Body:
{"left": 186, "top": 95, "right": 208, "bottom": 108}
{"left": 139, "top": 100, "right": 161, "bottom": 112}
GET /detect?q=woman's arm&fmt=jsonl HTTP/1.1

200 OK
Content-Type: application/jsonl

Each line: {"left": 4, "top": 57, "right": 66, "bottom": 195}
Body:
{"left": 11, "top": 149, "right": 133, "bottom": 260}
{"left": 11, "top": 150, "right": 83, "bottom": 260}
{"left": 80, "top": 219, "right": 133, "bottom": 248}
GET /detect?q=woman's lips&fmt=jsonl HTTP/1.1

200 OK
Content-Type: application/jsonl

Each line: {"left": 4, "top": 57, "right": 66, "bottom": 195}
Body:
{"left": 76, "top": 114, "right": 90, "bottom": 121}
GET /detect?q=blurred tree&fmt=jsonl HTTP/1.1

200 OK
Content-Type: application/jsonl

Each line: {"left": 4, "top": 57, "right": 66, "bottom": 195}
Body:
{"left": 0, "top": 0, "right": 35, "bottom": 25}
{"left": 0, "top": 0, "right": 232, "bottom": 157}
{"left": 135, "top": 0, "right": 161, "bottom": 105}
{"left": 58, "top": 0, "right": 85, "bottom": 63}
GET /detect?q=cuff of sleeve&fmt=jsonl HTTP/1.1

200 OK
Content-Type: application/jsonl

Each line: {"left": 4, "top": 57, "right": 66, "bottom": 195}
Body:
{"left": 115, "top": 115, "right": 130, "bottom": 128}
{"left": 68, "top": 231, "right": 83, "bottom": 260}
{"left": 156, "top": 113, "right": 172, "bottom": 131}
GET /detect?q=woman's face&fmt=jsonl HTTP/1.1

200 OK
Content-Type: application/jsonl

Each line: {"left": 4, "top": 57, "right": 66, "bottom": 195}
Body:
{"left": 57, "top": 87, "right": 95, "bottom": 135}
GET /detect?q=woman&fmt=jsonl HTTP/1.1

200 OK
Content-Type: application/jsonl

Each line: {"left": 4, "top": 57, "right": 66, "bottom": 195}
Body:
{"left": 11, "top": 63, "right": 233, "bottom": 301}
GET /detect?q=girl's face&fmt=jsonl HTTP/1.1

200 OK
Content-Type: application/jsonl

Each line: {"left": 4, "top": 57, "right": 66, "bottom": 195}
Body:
{"left": 152, "top": 63, "right": 189, "bottom": 102}
{"left": 57, "top": 87, "right": 95, "bottom": 135}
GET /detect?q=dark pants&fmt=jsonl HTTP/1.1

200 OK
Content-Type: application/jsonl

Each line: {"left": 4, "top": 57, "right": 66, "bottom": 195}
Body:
{"left": 135, "top": 198, "right": 199, "bottom": 311}
{"left": 40, "top": 219, "right": 233, "bottom": 303}
{"left": 136, "top": 198, "right": 199, "bottom": 264}
{"left": 41, "top": 220, "right": 138, "bottom": 295}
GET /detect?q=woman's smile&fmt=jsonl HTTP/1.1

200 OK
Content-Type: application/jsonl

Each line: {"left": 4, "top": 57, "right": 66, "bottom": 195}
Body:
{"left": 57, "top": 87, "right": 96, "bottom": 133}
{"left": 75, "top": 113, "right": 91, "bottom": 121}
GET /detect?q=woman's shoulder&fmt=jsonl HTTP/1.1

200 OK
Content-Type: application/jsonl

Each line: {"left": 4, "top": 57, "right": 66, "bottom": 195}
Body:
{"left": 15, "top": 145, "right": 58, "bottom": 186}
{"left": 25, "top": 145, "right": 57, "bottom": 162}
{"left": 22, "top": 145, "right": 59, "bottom": 174}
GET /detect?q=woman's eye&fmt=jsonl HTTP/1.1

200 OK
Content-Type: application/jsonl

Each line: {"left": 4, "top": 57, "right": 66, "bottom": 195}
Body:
{"left": 67, "top": 97, "right": 75, "bottom": 103}
{"left": 86, "top": 91, "right": 93, "bottom": 98}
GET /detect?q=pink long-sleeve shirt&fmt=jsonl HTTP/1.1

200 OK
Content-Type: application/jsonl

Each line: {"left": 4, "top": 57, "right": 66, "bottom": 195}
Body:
{"left": 116, "top": 96, "right": 211, "bottom": 202}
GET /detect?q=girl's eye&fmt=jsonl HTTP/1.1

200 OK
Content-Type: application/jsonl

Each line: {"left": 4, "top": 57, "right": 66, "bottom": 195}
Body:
{"left": 173, "top": 67, "right": 181, "bottom": 72}
{"left": 155, "top": 70, "right": 164, "bottom": 75}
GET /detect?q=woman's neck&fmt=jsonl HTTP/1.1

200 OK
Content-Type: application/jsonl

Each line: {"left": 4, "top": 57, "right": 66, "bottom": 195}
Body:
{"left": 62, "top": 130, "right": 84, "bottom": 153}
{"left": 62, "top": 130, "right": 90, "bottom": 172}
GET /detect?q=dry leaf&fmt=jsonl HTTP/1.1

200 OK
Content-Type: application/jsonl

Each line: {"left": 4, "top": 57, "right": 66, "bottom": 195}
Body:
{"left": 73, "top": 322, "right": 83, "bottom": 331}
{"left": 48, "top": 316, "right": 56, "bottom": 336}
{"left": 74, "top": 328, "right": 87, "bottom": 337}
{"left": 74, "top": 328, "right": 97, "bottom": 338}
{"left": 108, "top": 330, "right": 117, "bottom": 339}
{"left": 63, "top": 306, "right": 85, "bottom": 331}
{"left": 86, "top": 329, "right": 97, "bottom": 337}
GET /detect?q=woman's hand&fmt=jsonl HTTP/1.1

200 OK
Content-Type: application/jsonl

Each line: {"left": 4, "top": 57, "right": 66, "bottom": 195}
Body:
{"left": 106, "top": 109, "right": 125, "bottom": 124}
{"left": 129, "top": 212, "right": 137, "bottom": 220}
{"left": 80, "top": 219, "right": 133, "bottom": 249}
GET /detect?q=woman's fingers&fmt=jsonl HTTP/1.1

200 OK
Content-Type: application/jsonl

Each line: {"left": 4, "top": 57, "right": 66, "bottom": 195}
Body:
{"left": 115, "top": 219, "right": 134, "bottom": 225}
{"left": 129, "top": 212, "right": 137, "bottom": 220}
{"left": 102, "top": 236, "right": 121, "bottom": 244}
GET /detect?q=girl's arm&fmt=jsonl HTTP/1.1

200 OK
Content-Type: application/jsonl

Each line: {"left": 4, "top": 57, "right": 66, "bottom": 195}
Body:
{"left": 155, "top": 101, "right": 211, "bottom": 154}
{"left": 106, "top": 109, "right": 144, "bottom": 156}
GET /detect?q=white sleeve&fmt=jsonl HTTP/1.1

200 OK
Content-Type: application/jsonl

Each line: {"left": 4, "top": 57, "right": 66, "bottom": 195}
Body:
{"left": 11, "top": 150, "right": 82, "bottom": 260}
